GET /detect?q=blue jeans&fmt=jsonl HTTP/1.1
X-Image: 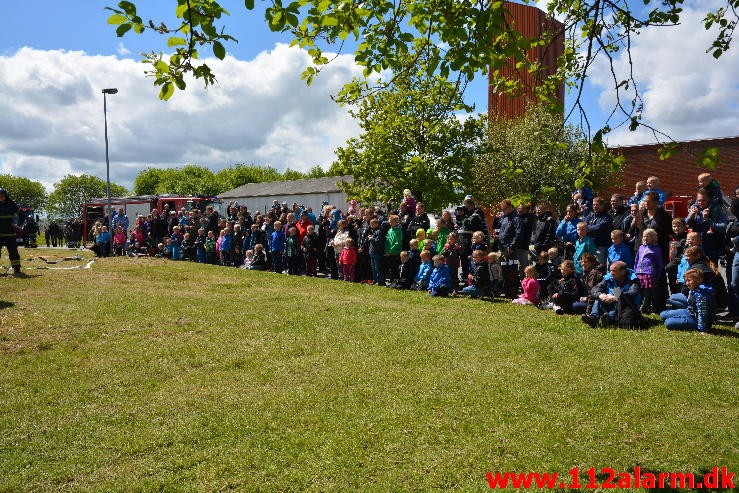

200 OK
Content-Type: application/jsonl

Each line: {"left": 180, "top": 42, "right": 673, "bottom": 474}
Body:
{"left": 171, "top": 245, "right": 181, "bottom": 260}
{"left": 730, "top": 247, "right": 739, "bottom": 315}
{"left": 669, "top": 293, "right": 688, "bottom": 309}
{"left": 660, "top": 309, "right": 698, "bottom": 331}
{"left": 590, "top": 299, "right": 617, "bottom": 319}
{"left": 370, "top": 254, "right": 382, "bottom": 284}
{"left": 462, "top": 285, "right": 482, "bottom": 297}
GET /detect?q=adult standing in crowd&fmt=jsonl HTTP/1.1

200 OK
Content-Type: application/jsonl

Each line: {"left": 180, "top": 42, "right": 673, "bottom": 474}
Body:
{"left": 609, "top": 194, "right": 630, "bottom": 234}
{"left": 455, "top": 197, "right": 487, "bottom": 280}
{"left": 728, "top": 185, "right": 739, "bottom": 327}
{"left": 406, "top": 202, "right": 430, "bottom": 245}
{"left": 634, "top": 191, "right": 672, "bottom": 311}
{"left": 686, "top": 188, "right": 727, "bottom": 263}
{"left": 530, "top": 203, "right": 557, "bottom": 257}
{"left": 556, "top": 203, "right": 583, "bottom": 259}
{"left": 585, "top": 196, "right": 614, "bottom": 267}
{"left": 496, "top": 199, "right": 524, "bottom": 262}
{"left": 0, "top": 189, "right": 21, "bottom": 274}
{"left": 515, "top": 202, "right": 536, "bottom": 275}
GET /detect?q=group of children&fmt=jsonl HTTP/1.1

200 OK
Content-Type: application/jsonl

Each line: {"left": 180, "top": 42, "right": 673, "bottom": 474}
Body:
{"left": 84, "top": 175, "right": 736, "bottom": 334}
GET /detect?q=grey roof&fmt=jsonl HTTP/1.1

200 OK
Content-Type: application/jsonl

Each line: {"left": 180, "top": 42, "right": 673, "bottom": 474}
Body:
{"left": 219, "top": 175, "right": 353, "bottom": 199}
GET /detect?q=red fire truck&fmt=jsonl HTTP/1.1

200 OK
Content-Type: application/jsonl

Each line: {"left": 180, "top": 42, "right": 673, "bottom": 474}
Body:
{"left": 81, "top": 194, "right": 221, "bottom": 242}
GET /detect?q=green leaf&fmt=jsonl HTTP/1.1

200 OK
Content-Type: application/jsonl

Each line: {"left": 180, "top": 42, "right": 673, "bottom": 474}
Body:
{"left": 213, "top": 41, "right": 226, "bottom": 60}
{"left": 245, "top": 0, "right": 255, "bottom": 9}
{"left": 133, "top": 23, "right": 145, "bottom": 34}
{"left": 175, "top": 4, "right": 189, "bottom": 18}
{"left": 116, "top": 23, "right": 132, "bottom": 37}
{"left": 107, "top": 14, "right": 128, "bottom": 25}
{"left": 118, "top": 1, "right": 137, "bottom": 16}
{"left": 167, "top": 37, "right": 188, "bottom": 47}
{"left": 159, "top": 82, "right": 175, "bottom": 101}
{"left": 155, "top": 60, "right": 169, "bottom": 72}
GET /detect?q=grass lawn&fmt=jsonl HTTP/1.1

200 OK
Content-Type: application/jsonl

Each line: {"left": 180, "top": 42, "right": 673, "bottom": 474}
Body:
{"left": 1, "top": 249, "right": 737, "bottom": 491}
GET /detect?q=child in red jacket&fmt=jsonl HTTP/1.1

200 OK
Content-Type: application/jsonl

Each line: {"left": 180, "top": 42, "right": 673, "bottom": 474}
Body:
{"left": 339, "top": 237, "right": 359, "bottom": 282}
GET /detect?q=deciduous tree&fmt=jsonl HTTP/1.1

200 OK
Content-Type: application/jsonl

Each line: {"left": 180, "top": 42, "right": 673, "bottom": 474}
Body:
{"left": 331, "top": 64, "right": 487, "bottom": 211}
{"left": 47, "top": 175, "right": 128, "bottom": 218}
{"left": 472, "top": 105, "right": 624, "bottom": 212}
{"left": 0, "top": 175, "right": 48, "bottom": 211}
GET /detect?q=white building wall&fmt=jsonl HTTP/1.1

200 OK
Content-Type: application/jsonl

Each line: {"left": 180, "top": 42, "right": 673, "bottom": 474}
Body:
{"left": 220, "top": 191, "right": 350, "bottom": 216}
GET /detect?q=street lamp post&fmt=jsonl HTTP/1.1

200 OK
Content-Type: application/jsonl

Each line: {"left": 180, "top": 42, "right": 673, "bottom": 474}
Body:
{"left": 102, "top": 88, "right": 118, "bottom": 256}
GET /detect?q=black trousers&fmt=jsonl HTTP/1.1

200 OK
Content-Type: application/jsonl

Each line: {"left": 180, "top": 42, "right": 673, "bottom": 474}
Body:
{"left": 0, "top": 235, "right": 20, "bottom": 270}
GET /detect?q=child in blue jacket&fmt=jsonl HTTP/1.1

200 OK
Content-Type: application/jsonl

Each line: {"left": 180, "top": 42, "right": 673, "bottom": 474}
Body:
{"left": 428, "top": 255, "right": 451, "bottom": 297}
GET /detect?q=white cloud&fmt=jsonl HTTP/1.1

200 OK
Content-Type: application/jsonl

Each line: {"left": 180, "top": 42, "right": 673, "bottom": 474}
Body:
{"left": 0, "top": 44, "right": 362, "bottom": 191}
{"left": 586, "top": 2, "right": 739, "bottom": 145}
{"left": 116, "top": 43, "right": 130, "bottom": 56}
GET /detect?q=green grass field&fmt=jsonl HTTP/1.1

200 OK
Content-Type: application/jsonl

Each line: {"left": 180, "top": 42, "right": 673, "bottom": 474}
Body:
{"left": 1, "top": 249, "right": 737, "bottom": 491}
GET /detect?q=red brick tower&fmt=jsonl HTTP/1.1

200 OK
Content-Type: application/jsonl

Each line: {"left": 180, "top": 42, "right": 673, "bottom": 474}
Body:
{"left": 488, "top": 2, "right": 565, "bottom": 120}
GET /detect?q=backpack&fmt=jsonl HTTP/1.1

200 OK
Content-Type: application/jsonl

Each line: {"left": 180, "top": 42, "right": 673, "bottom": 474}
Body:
{"left": 616, "top": 293, "right": 645, "bottom": 329}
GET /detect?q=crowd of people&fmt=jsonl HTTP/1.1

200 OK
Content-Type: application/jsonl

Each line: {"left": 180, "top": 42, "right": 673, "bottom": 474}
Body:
{"left": 78, "top": 174, "right": 738, "bottom": 333}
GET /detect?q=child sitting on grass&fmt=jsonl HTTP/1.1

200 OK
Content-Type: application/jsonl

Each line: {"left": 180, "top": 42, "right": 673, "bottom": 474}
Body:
{"left": 413, "top": 250, "right": 434, "bottom": 291}
{"left": 461, "top": 249, "right": 490, "bottom": 298}
{"left": 660, "top": 268, "right": 714, "bottom": 333}
{"left": 512, "top": 265, "right": 540, "bottom": 305}
{"left": 249, "top": 244, "right": 267, "bottom": 270}
{"left": 428, "top": 254, "right": 451, "bottom": 297}
{"left": 547, "top": 260, "right": 583, "bottom": 314}
{"left": 487, "top": 251, "right": 503, "bottom": 296}
{"left": 389, "top": 251, "right": 415, "bottom": 289}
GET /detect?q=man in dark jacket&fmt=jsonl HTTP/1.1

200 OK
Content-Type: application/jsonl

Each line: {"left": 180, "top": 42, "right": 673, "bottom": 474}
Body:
{"left": 0, "top": 189, "right": 21, "bottom": 274}
{"left": 405, "top": 202, "right": 430, "bottom": 244}
{"left": 582, "top": 261, "right": 641, "bottom": 327}
{"left": 609, "top": 194, "right": 630, "bottom": 233}
{"left": 496, "top": 199, "right": 524, "bottom": 259}
{"left": 585, "top": 196, "right": 614, "bottom": 266}
{"left": 530, "top": 203, "right": 557, "bottom": 256}
{"left": 456, "top": 197, "right": 487, "bottom": 280}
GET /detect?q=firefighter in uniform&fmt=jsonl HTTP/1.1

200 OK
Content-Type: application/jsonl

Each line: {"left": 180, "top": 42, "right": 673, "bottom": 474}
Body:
{"left": 0, "top": 189, "right": 21, "bottom": 274}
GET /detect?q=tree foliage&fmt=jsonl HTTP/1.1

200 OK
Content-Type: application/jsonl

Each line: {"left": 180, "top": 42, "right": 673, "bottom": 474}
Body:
{"left": 471, "top": 105, "right": 624, "bottom": 212}
{"left": 331, "top": 65, "right": 487, "bottom": 212}
{"left": 0, "top": 175, "right": 48, "bottom": 211}
{"left": 132, "top": 164, "right": 329, "bottom": 196}
{"left": 47, "top": 175, "right": 129, "bottom": 219}
{"left": 213, "top": 164, "right": 283, "bottom": 192}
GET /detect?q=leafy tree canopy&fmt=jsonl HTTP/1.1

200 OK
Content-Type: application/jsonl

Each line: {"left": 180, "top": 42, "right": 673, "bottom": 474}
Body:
{"left": 0, "top": 175, "right": 48, "bottom": 211}
{"left": 47, "top": 175, "right": 129, "bottom": 219}
{"left": 133, "top": 163, "right": 330, "bottom": 196}
{"left": 471, "top": 105, "right": 624, "bottom": 212}
{"left": 331, "top": 62, "right": 487, "bottom": 212}
{"left": 106, "top": 0, "right": 736, "bottom": 146}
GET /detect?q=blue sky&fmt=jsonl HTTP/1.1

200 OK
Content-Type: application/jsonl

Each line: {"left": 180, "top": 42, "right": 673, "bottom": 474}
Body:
{"left": 0, "top": 0, "right": 736, "bottom": 191}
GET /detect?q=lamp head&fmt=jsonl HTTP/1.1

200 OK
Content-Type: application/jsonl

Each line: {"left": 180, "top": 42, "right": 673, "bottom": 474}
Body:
{"left": 102, "top": 88, "right": 118, "bottom": 94}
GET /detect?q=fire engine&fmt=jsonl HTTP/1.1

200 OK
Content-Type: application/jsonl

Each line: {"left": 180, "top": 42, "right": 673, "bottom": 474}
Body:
{"left": 81, "top": 194, "right": 221, "bottom": 242}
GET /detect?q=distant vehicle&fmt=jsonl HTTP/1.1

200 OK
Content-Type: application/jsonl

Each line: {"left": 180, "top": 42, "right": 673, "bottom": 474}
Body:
{"left": 81, "top": 194, "right": 221, "bottom": 242}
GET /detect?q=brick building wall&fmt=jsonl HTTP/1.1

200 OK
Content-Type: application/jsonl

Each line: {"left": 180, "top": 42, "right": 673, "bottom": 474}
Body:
{"left": 611, "top": 136, "right": 739, "bottom": 199}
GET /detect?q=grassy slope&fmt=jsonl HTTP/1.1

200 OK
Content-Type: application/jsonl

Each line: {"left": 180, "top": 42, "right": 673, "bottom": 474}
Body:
{"left": 0, "top": 251, "right": 737, "bottom": 491}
